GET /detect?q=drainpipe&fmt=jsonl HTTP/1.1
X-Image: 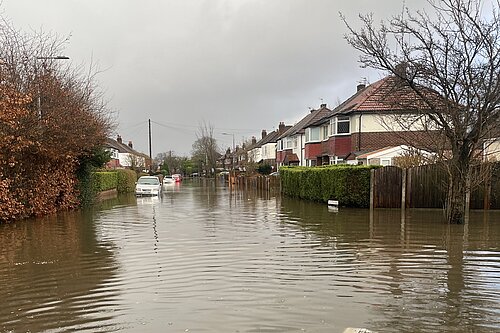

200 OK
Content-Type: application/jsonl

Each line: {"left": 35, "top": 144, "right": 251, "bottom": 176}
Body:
{"left": 358, "top": 113, "right": 362, "bottom": 151}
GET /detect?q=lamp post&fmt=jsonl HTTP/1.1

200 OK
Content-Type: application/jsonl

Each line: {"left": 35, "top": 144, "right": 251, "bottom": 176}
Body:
{"left": 221, "top": 132, "right": 235, "bottom": 170}
{"left": 35, "top": 56, "right": 69, "bottom": 118}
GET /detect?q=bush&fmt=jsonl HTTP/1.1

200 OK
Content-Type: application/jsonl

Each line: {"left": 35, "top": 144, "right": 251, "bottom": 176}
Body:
{"left": 257, "top": 163, "right": 273, "bottom": 175}
{"left": 93, "top": 172, "right": 118, "bottom": 192}
{"left": 116, "top": 169, "right": 137, "bottom": 193}
{"left": 280, "top": 165, "right": 379, "bottom": 208}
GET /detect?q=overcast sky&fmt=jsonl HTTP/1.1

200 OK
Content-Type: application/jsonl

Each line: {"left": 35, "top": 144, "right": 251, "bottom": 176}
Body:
{"left": 2, "top": 0, "right": 428, "bottom": 157}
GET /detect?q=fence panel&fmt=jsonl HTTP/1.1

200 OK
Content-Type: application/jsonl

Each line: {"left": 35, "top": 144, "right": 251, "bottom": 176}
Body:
{"left": 407, "top": 164, "right": 447, "bottom": 208}
{"left": 373, "top": 166, "right": 402, "bottom": 208}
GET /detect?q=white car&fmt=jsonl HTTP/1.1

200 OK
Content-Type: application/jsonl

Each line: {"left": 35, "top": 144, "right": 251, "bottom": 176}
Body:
{"left": 135, "top": 176, "right": 162, "bottom": 196}
{"left": 163, "top": 175, "right": 175, "bottom": 185}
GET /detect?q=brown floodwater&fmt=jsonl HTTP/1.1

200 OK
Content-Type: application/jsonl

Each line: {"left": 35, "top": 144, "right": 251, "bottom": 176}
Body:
{"left": 0, "top": 179, "right": 499, "bottom": 332}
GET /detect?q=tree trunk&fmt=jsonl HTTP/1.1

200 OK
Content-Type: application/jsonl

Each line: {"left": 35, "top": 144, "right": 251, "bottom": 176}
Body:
{"left": 445, "top": 162, "right": 469, "bottom": 224}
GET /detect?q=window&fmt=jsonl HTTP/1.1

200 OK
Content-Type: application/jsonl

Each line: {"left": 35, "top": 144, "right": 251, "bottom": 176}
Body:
{"left": 305, "top": 127, "right": 320, "bottom": 142}
{"left": 380, "top": 158, "right": 391, "bottom": 166}
{"left": 337, "top": 116, "right": 350, "bottom": 134}
{"left": 322, "top": 125, "right": 329, "bottom": 140}
{"left": 329, "top": 118, "right": 335, "bottom": 136}
{"left": 329, "top": 156, "right": 344, "bottom": 165}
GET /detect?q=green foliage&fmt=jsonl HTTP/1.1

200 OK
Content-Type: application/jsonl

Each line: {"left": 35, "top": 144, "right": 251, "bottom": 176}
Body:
{"left": 116, "top": 169, "right": 137, "bottom": 193}
{"left": 280, "top": 165, "right": 379, "bottom": 208}
{"left": 160, "top": 162, "right": 170, "bottom": 175}
{"left": 93, "top": 172, "right": 118, "bottom": 192}
{"left": 257, "top": 163, "right": 272, "bottom": 175}
{"left": 76, "top": 162, "right": 97, "bottom": 207}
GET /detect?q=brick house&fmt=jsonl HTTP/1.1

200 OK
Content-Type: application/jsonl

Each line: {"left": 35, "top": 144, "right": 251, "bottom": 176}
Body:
{"left": 248, "top": 122, "right": 292, "bottom": 169}
{"left": 104, "top": 135, "right": 146, "bottom": 170}
{"left": 302, "top": 75, "right": 440, "bottom": 166}
{"left": 276, "top": 104, "right": 332, "bottom": 167}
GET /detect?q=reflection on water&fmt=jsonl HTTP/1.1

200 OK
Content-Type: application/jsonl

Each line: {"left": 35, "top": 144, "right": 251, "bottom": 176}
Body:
{"left": 0, "top": 180, "right": 499, "bottom": 332}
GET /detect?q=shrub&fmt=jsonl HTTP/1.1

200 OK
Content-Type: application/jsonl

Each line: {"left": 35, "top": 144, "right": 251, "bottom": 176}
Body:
{"left": 257, "top": 163, "right": 273, "bottom": 175}
{"left": 93, "top": 172, "right": 118, "bottom": 192}
{"left": 280, "top": 165, "right": 379, "bottom": 208}
{"left": 116, "top": 169, "right": 137, "bottom": 193}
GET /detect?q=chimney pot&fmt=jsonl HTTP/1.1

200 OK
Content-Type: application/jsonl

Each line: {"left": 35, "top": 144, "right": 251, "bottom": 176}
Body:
{"left": 278, "top": 122, "right": 285, "bottom": 133}
{"left": 117, "top": 135, "right": 122, "bottom": 144}
{"left": 128, "top": 141, "right": 133, "bottom": 149}
{"left": 320, "top": 103, "right": 327, "bottom": 108}
{"left": 357, "top": 84, "right": 366, "bottom": 92}
{"left": 261, "top": 129, "right": 267, "bottom": 139}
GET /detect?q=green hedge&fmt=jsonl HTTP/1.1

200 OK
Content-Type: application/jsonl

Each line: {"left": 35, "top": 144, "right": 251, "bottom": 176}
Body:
{"left": 280, "top": 165, "right": 379, "bottom": 208}
{"left": 93, "top": 172, "right": 118, "bottom": 192}
{"left": 93, "top": 169, "right": 137, "bottom": 194}
{"left": 116, "top": 169, "right": 137, "bottom": 193}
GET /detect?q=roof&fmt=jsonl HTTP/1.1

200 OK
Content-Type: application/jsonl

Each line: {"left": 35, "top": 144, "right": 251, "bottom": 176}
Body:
{"left": 105, "top": 138, "right": 141, "bottom": 155}
{"left": 356, "top": 145, "right": 433, "bottom": 159}
{"left": 278, "top": 104, "right": 333, "bottom": 139}
{"left": 333, "top": 75, "right": 441, "bottom": 115}
{"left": 283, "top": 153, "right": 300, "bottom": 163}
{"left": 252, "top": 125, "right": 293, "bottom": 149}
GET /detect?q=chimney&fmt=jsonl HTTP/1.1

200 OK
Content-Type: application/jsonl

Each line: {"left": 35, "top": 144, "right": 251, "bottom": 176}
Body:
{"left": 395, "top": 62, "right": 408, "bottom": 78}
{"left": 278, "top": 122, "right": 285, "bottom": 133}
{"left": 252, "top": 136, "right": 257, "bottom": 145}
{"left": 320, "top": 103, "right": 327, "bottom": 109}
{"left": 117, "top": 135, "right": 122, "bottom": 144}
{"left": 261, "top": 129, "right": 267, "bottom": 139}
{"left": 128, "top": 141, "right": 133, "bottom": 149}
{"left": 357, "top": 83, "right": 366, "bottom": 92}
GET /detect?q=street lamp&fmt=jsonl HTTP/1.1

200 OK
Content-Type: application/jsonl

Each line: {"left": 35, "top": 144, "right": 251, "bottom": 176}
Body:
{"left": 221, "top": 132, "right": 235, "bottom": 170}
{"left": 35, "top": 55, "right": 69, "bottom": 118}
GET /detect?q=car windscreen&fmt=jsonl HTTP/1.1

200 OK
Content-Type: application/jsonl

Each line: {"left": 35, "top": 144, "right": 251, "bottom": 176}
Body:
{"left": 137, "top": 178, "right": 159, "bottom": 185}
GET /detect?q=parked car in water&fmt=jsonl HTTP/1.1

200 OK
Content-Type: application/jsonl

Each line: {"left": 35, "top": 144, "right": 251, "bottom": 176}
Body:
{"left": 163, "top": 175, "right": 175, "bottom": 185}
{"left": 135, "top": 176, "right": 162, "bottom": 196}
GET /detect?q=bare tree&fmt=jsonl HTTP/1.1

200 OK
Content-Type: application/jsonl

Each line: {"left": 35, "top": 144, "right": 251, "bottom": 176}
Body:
{"left": 343, "top": 0, "right": 500, "bottom": 224}
{"left": 191, "top": 121, "right": 220, "bottom": 177}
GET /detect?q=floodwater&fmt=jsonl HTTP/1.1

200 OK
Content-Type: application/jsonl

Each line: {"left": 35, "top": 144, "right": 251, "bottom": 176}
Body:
{"left": 1, "top": 180, "right": 499, "bottom": 333}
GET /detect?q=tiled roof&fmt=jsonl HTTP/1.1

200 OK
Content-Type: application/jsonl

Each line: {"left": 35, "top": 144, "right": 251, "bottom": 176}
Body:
{"left": 283, "top": 153, "right": 300, "bottom": 163}
{"left": 105, "top": 138, "right": 140, "bottom": 155}
{"left": 279, "top": 105, "right": 333, "bottom": 139}
{"left": 333, "top": 76, "right": 440, "bottom": 115}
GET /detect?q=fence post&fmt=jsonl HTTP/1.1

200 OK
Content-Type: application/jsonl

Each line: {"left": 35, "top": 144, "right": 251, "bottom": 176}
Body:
{"left": 370, "top": 169, "right": 375, "bottom": 209}
{"left": 401, "top": 168, "right": 407, "bottom": 210}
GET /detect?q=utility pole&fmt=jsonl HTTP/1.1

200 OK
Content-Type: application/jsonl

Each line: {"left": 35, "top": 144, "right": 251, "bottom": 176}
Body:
{"left": 148, "top": 119, "right": 152, "bottom": 174}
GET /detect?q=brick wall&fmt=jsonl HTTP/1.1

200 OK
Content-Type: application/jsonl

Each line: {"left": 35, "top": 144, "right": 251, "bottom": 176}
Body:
{"left": 351, "top": 131, "right": 439, "bottom": 152}
{"left": 305, "top": 142, "right": 322, "bottom": 159}
{"left": 325, "top": 136, "right": 352, "bottom": 157}
{"left": 276, "top": 149, "right": 291, "bottom": 163}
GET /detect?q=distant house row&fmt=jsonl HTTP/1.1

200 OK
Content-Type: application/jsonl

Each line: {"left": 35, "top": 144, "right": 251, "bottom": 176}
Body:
{"left": 235, "top": 75, "right": 428, "bottom": 170}
{"left": 240, "top": 73, "right": 499, "bottom": 171}
{"left": 104, "top": 135, "right": 151, "bottom": 171}
{"left": 103, "top": 72, "right": 499, "bottom": 174}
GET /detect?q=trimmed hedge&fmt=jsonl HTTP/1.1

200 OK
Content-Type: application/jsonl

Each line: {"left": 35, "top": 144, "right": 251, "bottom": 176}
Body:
{"left": 116, "top": 169, "right": 137, "bottom": 193}
{"left": 93, "top": 172, "right": 118, "bottom": 192}
{"left": 93, "top": 169, "right": 137, "bottom": 194}
{"left": 280, "top": 165, "right": 379, "bottom": 208}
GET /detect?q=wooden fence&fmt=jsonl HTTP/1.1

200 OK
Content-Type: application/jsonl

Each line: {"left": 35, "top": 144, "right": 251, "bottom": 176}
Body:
{"left": 371, "top": 163, "right": 500, "bottom": 209}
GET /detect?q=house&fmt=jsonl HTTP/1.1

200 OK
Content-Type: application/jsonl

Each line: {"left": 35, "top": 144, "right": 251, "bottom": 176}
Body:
{"left": 484, "top": 138, "right": 500, "bottom": 162}
{"left": 248, "top": 122, "right": 292, "bottom": 169}
{"left": 104, "top": 135, "right": 146, "bottom": 170}
{"left": 302, "top": 75, "right": 439, "bottom": 166}
{"left": 276, "top": 104, "right": 333, "bottom": 167}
